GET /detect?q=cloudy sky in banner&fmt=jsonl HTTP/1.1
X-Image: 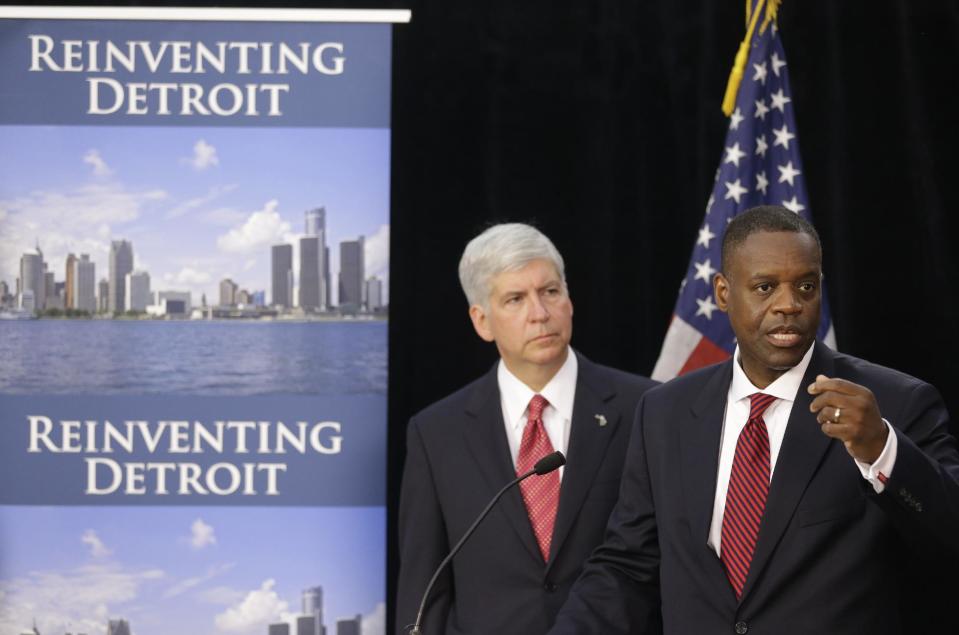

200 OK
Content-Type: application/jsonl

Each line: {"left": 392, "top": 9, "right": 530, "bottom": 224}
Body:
{"left": 0, "top": 506, "right": 385, "bottom": 635}
{"left": 0, "top": 125, "right": 390, "bottom": 306}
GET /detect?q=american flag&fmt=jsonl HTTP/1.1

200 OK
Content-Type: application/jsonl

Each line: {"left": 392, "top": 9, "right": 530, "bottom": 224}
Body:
{"left": 652, "top": 15, "right": 836, "bottom": 381}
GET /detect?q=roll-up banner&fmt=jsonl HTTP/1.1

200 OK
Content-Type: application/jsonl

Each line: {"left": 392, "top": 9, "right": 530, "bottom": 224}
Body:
{"left": 0, "top": 7, "right": 409, "bottom": 635}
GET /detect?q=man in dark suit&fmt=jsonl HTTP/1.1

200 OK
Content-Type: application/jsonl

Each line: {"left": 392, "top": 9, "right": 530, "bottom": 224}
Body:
{"left": 395, "top": 223, "right": 657, "bottom": 634}
{"left": 550, "top": 206, "right": 959, "bottom": 634}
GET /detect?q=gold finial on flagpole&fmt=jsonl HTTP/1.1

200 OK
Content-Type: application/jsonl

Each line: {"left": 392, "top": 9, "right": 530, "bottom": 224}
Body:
{"left": 761, "top": 0, "right": 782, "bottom": 34}
{"left": 721, "top": 0, "right": 771, "bottom": 116}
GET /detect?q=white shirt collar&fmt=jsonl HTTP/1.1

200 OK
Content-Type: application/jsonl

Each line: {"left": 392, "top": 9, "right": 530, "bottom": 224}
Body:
{"left": 497, "top": 347, "right": 578, "bottom": 430}
{"left": 729, "top": 341, "right": 816, "bottom": 404}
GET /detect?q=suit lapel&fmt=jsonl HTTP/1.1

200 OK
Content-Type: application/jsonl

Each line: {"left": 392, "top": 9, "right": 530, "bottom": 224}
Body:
{"left": 740, "top": 342, "right": 836, "bottom": 601}
{"left": 462, "top": 365, "right": 543, "bottom": 563}
{"left": 546, "top": 355, "right": 617, "bottom": 571}
{"left": 680, "top": 360, "right": 737, "bottom": 600}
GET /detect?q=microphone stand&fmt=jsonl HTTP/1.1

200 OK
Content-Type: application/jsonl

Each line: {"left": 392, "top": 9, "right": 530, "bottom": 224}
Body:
{"left": 408, "top": 451, "right": 565, "bottom": 635}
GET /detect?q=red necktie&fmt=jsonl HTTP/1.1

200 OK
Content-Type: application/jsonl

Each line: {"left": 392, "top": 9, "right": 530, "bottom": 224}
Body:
{"left": 721, "top": 392, "right": 776, "bottom": 599}
{"left": 516, "top": 394, "right": 560, "bottom": 562}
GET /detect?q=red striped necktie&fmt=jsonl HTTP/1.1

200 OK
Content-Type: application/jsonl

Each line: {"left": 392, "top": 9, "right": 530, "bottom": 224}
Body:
{"left": 516, "top": 394, "right": 560, "bottom": 562}
{"left": 721, "top": 392, "right": 777, "bottom": 599}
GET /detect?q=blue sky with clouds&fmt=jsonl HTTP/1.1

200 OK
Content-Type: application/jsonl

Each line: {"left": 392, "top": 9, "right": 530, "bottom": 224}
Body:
{"left": 0, "top": 505, "right": 386, "bottom": 635}
{"left": 0, "top": 125, "right": 390, "bottom": 306}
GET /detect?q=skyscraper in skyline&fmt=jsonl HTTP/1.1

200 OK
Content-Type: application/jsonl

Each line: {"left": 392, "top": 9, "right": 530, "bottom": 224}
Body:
{"left": 338, "top": 237, "right": 364, "bottom": 310}
{"left": 220, "top": 278, "right": 238, "bottom": 307}
{"left": 109, "top": 239, "right": 133, "bottom": 313}
{"left": 65, "top": 252, "right": 77, "bottom": 309}
{"left": 305, "top": 207, "right": 326, "bottom": 236}
{"left": 296, "top": 615, "right": 316, "bottom": 635}
{"left": 125, "top": 271, "right": 150, "bottom": 312}
{"left": 107, "top": 619, "right": 131, "bottom": 635}
{"left": 19, "top": 247, "right": 44, "bottom": 311}
{"left": 324, "top": 246, "right": 331, "bottom": 307}
{"left": 365, "top": 276, "right": 383, "bottom": 311}
{"left": 74, "top": 254, "right": 96, "bottom": 312}
{"left": 335, "top": 615, "right": 361, "bottom": 635}
{"left": 269, "top": 624, "right": 291, "bottom": 635}
{"left": 302, "top": 586, "right": 324, "bottom": 635}
{"left": 98, "top": 278, "right": 109, "bottom": 313}
{"left": 271, "top": 244, "right": 293, "bottom": 308}
{"left": 301, "top": 208, "right": 329, "bottom": 312}
{"left": 43, "top": 271, "right": 57, "bottom": 308}
{"left": 19, "top": 288, "right": 36, "bottom": 311}
{"left": 299, "top": 236, "right": 326, "bottom": 312}
{"left": 97, "top": 278, "right": 110, "bottom": 313}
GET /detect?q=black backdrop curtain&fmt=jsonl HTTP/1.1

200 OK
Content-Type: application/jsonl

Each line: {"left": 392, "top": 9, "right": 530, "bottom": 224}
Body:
{"left": 388, "top": 1, "right": 959, "bottom": 632}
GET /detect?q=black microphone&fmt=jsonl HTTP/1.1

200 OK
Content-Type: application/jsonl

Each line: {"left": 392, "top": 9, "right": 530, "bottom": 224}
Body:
{"left": 532, "top": 450, "right": 566, "bottom": 475}
{"left": 408, "top": 450, "right": 566, "bottom": 635}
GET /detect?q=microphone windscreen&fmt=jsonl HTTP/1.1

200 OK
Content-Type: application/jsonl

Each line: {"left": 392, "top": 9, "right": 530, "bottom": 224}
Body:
{"left": 533, "top": 451, "right": 566, "bottom": 475}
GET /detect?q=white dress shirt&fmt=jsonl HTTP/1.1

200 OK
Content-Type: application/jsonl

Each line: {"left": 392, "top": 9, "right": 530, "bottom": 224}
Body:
{"left": 708, "top": 344, "right": 898, "bottom": 557}
{"left": 498, "top": 347, "right": 577, "bottom": 481}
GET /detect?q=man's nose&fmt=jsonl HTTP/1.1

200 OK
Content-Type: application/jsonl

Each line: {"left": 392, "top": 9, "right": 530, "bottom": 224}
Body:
{"left": 528, "top": 294, "right": 550, "bottom": 321}
{"left": 772, "top": 286, "right": 802, "bottom": 314}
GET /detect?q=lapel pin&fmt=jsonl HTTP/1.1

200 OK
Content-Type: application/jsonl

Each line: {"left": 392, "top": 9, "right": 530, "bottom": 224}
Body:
{"left": 594, "top": 414, "right": 608, "bottom": 427}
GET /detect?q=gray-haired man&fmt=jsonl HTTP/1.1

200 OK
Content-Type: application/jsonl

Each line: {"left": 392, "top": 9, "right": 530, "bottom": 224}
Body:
{"left": 395, "top": 223, "right": 657, "bottom": 634}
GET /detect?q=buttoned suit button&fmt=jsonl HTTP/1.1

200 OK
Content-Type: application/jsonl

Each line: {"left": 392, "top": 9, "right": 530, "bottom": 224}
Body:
{"left": 543, "top": 581, "right": 557, "bottom": 592}
{"left": 734, "top": 621, "right": 748, "bottom": 634}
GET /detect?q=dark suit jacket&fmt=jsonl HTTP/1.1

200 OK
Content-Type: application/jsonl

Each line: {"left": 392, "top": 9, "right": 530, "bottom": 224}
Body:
{"left": 551, "top": 342, "right": 959, "bottom": 635}
{"left": 396, "top": 352, "right": 657, "bottom": 634}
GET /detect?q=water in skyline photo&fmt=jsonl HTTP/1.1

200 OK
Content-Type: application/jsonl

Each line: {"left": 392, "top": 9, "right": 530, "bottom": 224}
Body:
{"left": 0, "top": 319, "right": 386, "bottom": 395}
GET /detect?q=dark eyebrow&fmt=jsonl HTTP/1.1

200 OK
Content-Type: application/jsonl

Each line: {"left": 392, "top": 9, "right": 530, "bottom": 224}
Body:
{"left": 747, "top": 268, "right": 820, "bottom": 282}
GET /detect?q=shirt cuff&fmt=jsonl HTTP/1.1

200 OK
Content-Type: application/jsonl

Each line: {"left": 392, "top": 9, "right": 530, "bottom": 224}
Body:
{"left": 854, "top": 418, "right": 897, "bottom": 493}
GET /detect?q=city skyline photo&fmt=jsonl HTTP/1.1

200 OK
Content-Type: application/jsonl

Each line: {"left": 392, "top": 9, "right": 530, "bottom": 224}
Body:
{"left": 0, "top": 506, "right": 385, "bottom": 635}
{"left": 0, "top": 125, "right": 390, "bottom": 311}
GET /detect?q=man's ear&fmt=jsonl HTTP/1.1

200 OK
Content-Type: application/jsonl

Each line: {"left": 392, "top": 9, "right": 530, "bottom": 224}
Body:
{"left": 469, "top": 304, "right": 495, "bottom": 342}
{"left": 714, "top": 272, "right": 730, "bottom": 312}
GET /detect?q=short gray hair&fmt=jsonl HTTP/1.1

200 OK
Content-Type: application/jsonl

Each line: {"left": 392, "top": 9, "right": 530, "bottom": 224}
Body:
{"left": 458, "top": 223, "right": 566, "bottom": 308}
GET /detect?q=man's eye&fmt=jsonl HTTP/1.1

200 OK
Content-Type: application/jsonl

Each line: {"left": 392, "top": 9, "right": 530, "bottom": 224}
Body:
{"left": 544, "top": 287, "right": 560, "bottom": 296}
{"left": 799, "top": 282, "right": 817, "bottom": 292}
{"left": 756, "top": 283, "right": 773, "bottom": 293}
